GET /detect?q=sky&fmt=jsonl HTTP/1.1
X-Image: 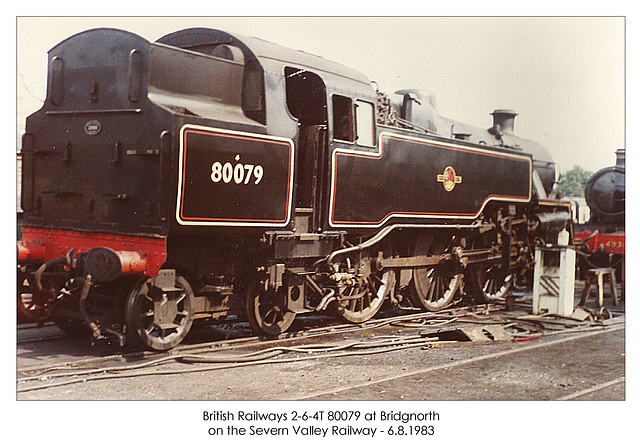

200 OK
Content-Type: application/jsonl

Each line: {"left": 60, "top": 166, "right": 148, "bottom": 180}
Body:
{"left": 16, "top": 16, "right": 625, "bottom": 175}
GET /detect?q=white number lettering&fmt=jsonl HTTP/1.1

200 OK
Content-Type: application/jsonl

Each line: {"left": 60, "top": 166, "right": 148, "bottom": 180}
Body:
{"left": 233, "top": 163, "right": 244, "bottom": 184}
{"left": 211, "top": 162, "right": 222, "bottom": 182}
{"left": 254, "top": 165, "right": 263, "bottom": 184}
{"left": 222, "top": 162, "right": 233, "bottom": 183}
{"left": 210, "top": 159, "right": 264, "bottom": 185}
{"left": 243, "top": 164, "right": 254, "bottom": 184}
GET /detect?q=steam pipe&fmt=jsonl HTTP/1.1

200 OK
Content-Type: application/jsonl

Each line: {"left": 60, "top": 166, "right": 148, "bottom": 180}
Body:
{"left": 34, "top": 256, "right": 68, "bottom": 291}
{"left": 78, "top": 274, "right": 101, "bottom": 340}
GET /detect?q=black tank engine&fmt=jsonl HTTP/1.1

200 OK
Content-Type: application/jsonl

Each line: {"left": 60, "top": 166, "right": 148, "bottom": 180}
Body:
{"left": 18, "top": 28, "right": 571, "bottom": 350}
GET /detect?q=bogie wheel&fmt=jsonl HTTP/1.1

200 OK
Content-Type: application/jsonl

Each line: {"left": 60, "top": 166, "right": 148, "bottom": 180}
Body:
{"left": 125, "top": 275, "right": 194, "bottom": 351}
{"left": 410, "top": 233, "right": 463, "bottom": 311}
{"left": 246, "top": 273, "right": 296, "bottom": 336}
{"left": 17, "top": 269, "right": 50, "bottom": 323}
{"left": 330, "top": 244, "right": 395, "bottom": 324}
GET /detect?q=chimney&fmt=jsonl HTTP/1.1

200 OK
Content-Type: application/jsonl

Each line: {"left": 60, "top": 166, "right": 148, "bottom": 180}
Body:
{"left": 491, "top": 109, "right": 518, "bottom": 135}
{"left": 615, "top": 148, "right": 625, "bottom": 168}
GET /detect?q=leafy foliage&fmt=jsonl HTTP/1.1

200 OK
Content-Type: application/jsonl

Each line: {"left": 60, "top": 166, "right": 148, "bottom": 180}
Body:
{"left": 555, "top": 166, "right": 593, "bottom": 198}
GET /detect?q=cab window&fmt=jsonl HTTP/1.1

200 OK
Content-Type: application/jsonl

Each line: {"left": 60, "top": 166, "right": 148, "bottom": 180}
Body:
{"left": 355, "top": 100, "right": 375, "bottom": 146}
{"left": 332, "top": 95, "right": 354, "bottom": 142}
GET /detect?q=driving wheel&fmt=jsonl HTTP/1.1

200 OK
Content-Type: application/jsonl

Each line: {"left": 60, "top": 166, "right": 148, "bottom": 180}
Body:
{"left": 410, "top": 233, "right": 463, "bottom": 311}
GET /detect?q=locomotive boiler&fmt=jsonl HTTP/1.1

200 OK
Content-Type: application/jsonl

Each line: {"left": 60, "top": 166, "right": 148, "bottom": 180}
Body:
{"left": 18, "top": 27, "right": 571, "bottom": 350}
{"left": 584, "top": 149, "right": 625, "bottom": 225}
{"left": 574, "top": 149, "right": 625, "bottom": 278}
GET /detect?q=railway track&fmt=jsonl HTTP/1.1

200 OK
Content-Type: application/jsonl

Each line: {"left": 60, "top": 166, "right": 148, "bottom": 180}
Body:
{"left": 296, "top": 324, "right": 625, "bottom": 400}
{"left": 16, "top": 306, "right": 471, "bottom": 382}
{"left": 17, "top": 301, "right": 624, "bottom": 397}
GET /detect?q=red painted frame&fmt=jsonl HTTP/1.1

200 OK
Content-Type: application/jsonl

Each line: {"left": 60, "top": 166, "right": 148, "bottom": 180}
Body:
{"left": 18, "top": 226, "right": 167, "bottom": 277}
{"left": 574, "top": 229, "right": 625, "bottom": 255}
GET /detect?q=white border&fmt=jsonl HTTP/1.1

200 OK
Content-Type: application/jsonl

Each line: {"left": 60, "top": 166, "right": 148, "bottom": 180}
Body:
{"left": 175, "top": 124, "right": 295, "bottom": 227}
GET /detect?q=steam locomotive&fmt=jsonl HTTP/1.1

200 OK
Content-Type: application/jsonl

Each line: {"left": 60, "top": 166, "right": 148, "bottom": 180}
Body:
{"left": 573, "top": 149, "right": 625, "bottom": 279}
{"left": 18, "top": 27, "right": 571, "bottom": 350}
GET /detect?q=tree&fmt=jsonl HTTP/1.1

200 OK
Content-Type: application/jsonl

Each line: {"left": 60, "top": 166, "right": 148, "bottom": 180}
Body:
{"left": 555, "top": 166, "right": 593, "bottom": 198}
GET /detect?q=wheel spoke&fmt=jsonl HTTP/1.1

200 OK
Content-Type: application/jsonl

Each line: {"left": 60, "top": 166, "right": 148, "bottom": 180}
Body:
{"left": 426, "top": 273, "right": 436, "bottom": 303}
{"left": 264, "top": 307, "right": 281, "bottom": 325}
{"left": 366, "top": 277, "right": 376, "bottom": 303}
{"left": 263, "top": 308, "right": 274, "bottom": 324}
